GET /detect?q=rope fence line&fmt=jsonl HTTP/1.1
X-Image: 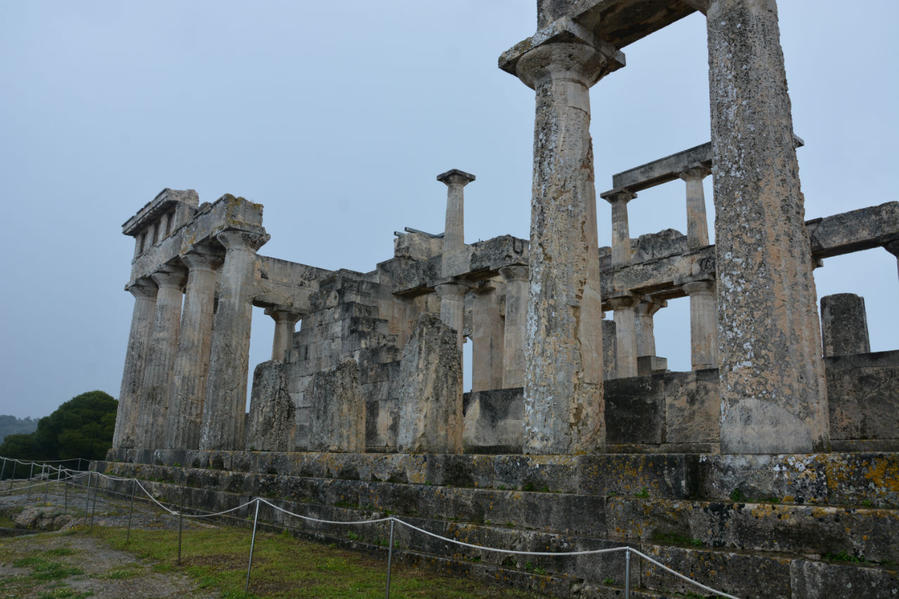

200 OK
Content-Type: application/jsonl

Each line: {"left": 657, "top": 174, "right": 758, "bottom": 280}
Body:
{"left": 0, "top": 455, "right": 740, "bottom": 599}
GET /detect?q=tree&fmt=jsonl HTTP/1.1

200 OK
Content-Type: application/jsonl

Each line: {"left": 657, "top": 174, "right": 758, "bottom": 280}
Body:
{"left": 0, "top": 390, "right": 117, "bottom": 463}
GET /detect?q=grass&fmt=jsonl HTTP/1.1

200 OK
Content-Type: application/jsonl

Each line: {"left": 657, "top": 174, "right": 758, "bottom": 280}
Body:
{"left": 90, "top": 525, "right": 548, "bottom": 598}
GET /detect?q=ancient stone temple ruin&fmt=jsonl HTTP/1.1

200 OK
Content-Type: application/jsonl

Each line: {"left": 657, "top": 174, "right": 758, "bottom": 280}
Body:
{"left": 102, "top": 1, "right": 899, "bottom": 597}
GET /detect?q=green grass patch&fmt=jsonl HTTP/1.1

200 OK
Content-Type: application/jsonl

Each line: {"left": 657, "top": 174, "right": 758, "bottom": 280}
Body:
{"left": 12, "top": 555, "right": 84, "bottom": 581}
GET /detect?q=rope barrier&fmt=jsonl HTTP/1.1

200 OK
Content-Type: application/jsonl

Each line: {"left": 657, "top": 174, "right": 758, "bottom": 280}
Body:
{"left": 0, "top": 455, "right": 741, "bottom": 598}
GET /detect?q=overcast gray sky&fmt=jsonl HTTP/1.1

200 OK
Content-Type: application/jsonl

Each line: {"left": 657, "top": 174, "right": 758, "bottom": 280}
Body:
{"left": 1, "top": 1, "right": 896, "bottom": 419}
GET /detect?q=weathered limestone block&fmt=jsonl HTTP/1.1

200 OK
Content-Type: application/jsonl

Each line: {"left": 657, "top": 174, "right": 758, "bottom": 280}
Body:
{"left": 826, "top": 351, "right": 899, "bottom": 451}
{"left": 396, "top": 314, "right": 463, "bottom": 453}
{"left": 820, "top": 293, "right": 870, "bottom": 357}
{"left": 500, "top": 264, "right": 527, "bottom": 388}
{"left": 246, "top": 361, "right": 294, "bottom": 451}
{"left": 707, "top": 0, "right": 828, "bottom": 453}
{"left": 463, "top": 388, "right": 524, "bottom": 453}
{"left": 309, "top": 360, "right": 365, "bottom": 452}
{"left": 602, "top": 319, "right": 617, "bottom": 380}
{"left": 471, "top": 284, "right": 504, "bottom": 392}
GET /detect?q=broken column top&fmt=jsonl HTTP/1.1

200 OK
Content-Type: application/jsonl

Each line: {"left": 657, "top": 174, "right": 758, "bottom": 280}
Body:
{"left": 437, "top": 169, "right": 476, "bottom": 186}
{"left": 122, "top": 188, "right": 199, "bottom": 236}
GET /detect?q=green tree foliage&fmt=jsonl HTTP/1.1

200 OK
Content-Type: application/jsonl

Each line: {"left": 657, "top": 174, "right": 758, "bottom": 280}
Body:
{"left": 0, "top": 391, "right": 117, "bottom": 463}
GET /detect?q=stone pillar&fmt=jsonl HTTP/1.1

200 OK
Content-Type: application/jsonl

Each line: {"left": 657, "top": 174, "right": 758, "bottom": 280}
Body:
{"left": 437, "top": 169, "right": 475, "bottom": 275}
{"left": 683, "top": 280, "right": 718, "bottom": 370}
{"left": 165, "top": 250, "right": 220, "bottom": 449}
{"left": 635, "top": 298, "right": 667, "bottom": 376}
{"left": 608, "top": 296, "right": 638, "bottom": 379}
{"left": 435, "top": 283, "right": 466, "bottom": 350}
{"left": 113, "top": 278, "right": 157, "bottom": 449}
{"left": 138, "top": 266, "right": 186, "bottom": 449}
{"left": 707, "top": 0, "right": 828, "bottom": 453}
{"left": 885, "top": 239, "right": 899, "bottom": 280}
{"left": 471, "top": 284, "right": 504, "bottom": 392}
{"left": 602, "top": 319, "right": 617, "bottom": 380}
{"left": 679, "top": 166, "right": 711, "bottom": 249}
{"left": 200, "top": 229, "right": 268, "bottom": 450}
{"left": 266, "top": 308, "right": 302, "bottom": 361}
{"left": 820, "top": 294, "right": 870, "bottom": 357}
{"left": 604, "top": 190, "right": 636, "bottom": 267}
{"left": 500, "top": 264, "right": 528, "bottom": 388}
{"left": 505, "top": 33, "right": 624, "bottom": 454}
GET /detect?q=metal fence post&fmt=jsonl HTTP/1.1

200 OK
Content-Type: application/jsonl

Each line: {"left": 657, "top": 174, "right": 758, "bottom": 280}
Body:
{"left": 89, "top": 473, "right": 99, "bottom": 530}
{"left": 177, "top": 485, "right": 186, "bottom": 564}
{"left": 84, "top": 470, "right": 93, "bottom": 515}
{"left": 625, "top": 547, "right": 631, "bottom": 599}
{"left": 126, "top": 479, "right": 136, "bottom": 544}
{"left": 27, "top": 462, "right": 34, "bottom": 499}
{"left": 385, "top": 518, "right": 396, "bottom": 599}
{"left": 245, "top": 499, "right": 260, "bottom": 592}
{"left": 64, "top": 475, "right": 69, "bottom": 514}
{"left": 42, "top": 464, "right": 48, "bottom": 503}
{"left": 0, "top": 457, "right": 6, "bottom": 481}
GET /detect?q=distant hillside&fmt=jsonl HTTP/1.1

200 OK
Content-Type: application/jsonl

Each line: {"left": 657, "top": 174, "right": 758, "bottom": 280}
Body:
{"left": 0, "top": 415, "right": 38, "bottom": 444}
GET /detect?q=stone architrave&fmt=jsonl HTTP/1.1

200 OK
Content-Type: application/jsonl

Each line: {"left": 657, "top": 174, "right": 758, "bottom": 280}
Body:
{"left": 503, "top": 27, "right": 625, "bottom": 454}
{"left": 499, "top": 264, "right": 528, "bottom": 388}
{"left": 165, "top": 249, "right": 220, "bottom": 449}
{"left": 683, "top": 280, "right": 718, "bottom": 371}
{"left": 308, "top": 360, "right": 365, "bottom": 452}
{"left": 112, "top": 278, "right": 157, "bottom": 449}
{"left": 246, "top": 361, "right": 295, "bottom": 452}
{"left": 200, "top": 228, "right": 269, "bottom": 451}
{"left": 471, "top": 284, "right": 504, "bottom": 392}
{"left": 266, "top": 308, "right": 302, "bottom": 361}
{"left": 706, "top": 0, "right": 828, "bottom": 453}
{"left": 820, "top": 294, "right": 870, "bottom": 357}
{"left": 396, "top": 314, "right": 463, "bottom": 453}
{"left": 138, "top": 266, "right": 186, "bottom": 449}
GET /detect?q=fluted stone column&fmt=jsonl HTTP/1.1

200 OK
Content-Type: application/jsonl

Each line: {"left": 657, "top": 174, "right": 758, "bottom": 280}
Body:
{"left": 471, "top": 284, "right": 504, "bottom": 392}
{"left": 437, "top": 169, "right": 475, "bottom": 276}
{"left": 679, "top": 166, "right": 711, "bottom": 249}
{"left": 506, "top": 35, "right": 623, "bottom": 454}
{"left": 138, "top": 266, "right": 186, "bottom": 449}
{"left": 707, "top": 0, "right": 828, "bottom": 453}
{"left": 266, "top": 308, "right": 302, "bottom": 361}
{"left": 683, "top": 280, "right": 718, "bottom": 370}
{"left": 500, "top": 264, "right": 528, "bottom": 388}
{"left": 435, "top": 283, "right": 466, "bottom": 350}
{"left": 604, "top": 190, "right": 636, "bottom": 267}
{"left": 113, "top": 278, "right": 158, "bottom": 449}
{"left": 200, "top": 229, "right": 268, "bottom": 450}
{"left": 608, "top": 296, "right": 638, "bottom": 379}
{"left": 166, "top": 250, "right": 220, "bottom": 449}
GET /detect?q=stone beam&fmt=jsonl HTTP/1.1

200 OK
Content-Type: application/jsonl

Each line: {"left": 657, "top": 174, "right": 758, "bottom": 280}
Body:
{"left": 806, "top": 201, "right": 899, "bottom": 259}
{"left": 253, "top": 255, "right": 327, "bottom": 314}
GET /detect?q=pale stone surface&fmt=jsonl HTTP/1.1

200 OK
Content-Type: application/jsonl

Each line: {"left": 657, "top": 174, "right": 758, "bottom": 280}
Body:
{"left": 266, "top": 308, "right": 301, "bottom": 361}
{"left": 602, "top": 189, "right": 635, "bottom": 267}
{"left": 309, "top": 360, "right": 365, "bottom": 452}
{"left": 683, "top": 280, "right": 718, "bottom": 370}
{"left": 245, "top": 361, "right": 295, "bottom": 451}
{"left": 435, "top": 282, "right": 466, "bottom": 350}
{"left": 471, "top": 283, "right": 504, "bottom": 392}
{"left": 396, "top": 315, "right": 463, "bottom": 453}
{"left": 679, "top": 166, "right": 711, "bottom": 249}
{"left": 707, "top": 0, "right": 828, "bottom": 453}
{"left": 200, "top": 229, "right": 268, "bottom": 450}
{"left": 138, "top": 267, "right": 186, "bottom": 448}
{"left": 820, "top": 293, "right": 870, "bottom": 357}
{"left": 609, "top": 296, "right": 638, "bottom": 379}
{"left": 165, "top": 250, "right": 219, "bottom": 449}
{"left": 499, "top": 264, "right": 527, "bottom": 388}
{"left": 112, "top": 279, "right": 157, "bottom": 449}
{"left": 507, "top": 31, "right": 624, "bottom": 454}
{"left": 437, "top": 169, "right": 475, "bottom": 277}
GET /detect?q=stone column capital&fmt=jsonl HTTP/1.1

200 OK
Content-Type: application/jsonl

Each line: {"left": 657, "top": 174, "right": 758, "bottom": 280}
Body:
{"left": 180, "top": 248, "right": 223, "bottom": 272}
{"left": 607, "top": 295, "right": 638, "bottom": 310}
{"left": 601, "top": 188, "right": 637, "bottom": 205}
{"left": 435, "top": 281, "right": 468, "bottom": 300}
{"left": 150, "top": 266, "right": 187, "bottom": 290}
{"left": 635, "top": 297, "right": 667, "bottom": 317}
{"left": 126, "top": 278, "right": 157, "bottom": 298}
{"left": 437, "top": 169, "right": 476, "bottom": 188}
{"left": 264, "top": 307, "right": 303, "bottom": 324}
{"left": 678, "top": 165, "right": 712, "bottom": 181}
{"left": 682, "top": 279, "right": 716, "bottom": 296}
{"left": 216, "top": 229, "right": 269, "bottom": 253}
{"left": 499, "top": 264, "right": 529, "bottom": 282}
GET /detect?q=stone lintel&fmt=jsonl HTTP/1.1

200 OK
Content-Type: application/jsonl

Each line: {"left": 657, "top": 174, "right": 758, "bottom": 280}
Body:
{"left": 608, "top": 134, "right": 804, "bottom": 194}
{"left": 499, "top": 17, "right": 625, "bottom": 85}
{"left": 122, "top": 188, "right": 199, "bottom": 236}
{"left": 806, "top": 201, "right": 899, "bottom": 260}
{"left": 437, "top": 169, "right": 476, "bottom": 186}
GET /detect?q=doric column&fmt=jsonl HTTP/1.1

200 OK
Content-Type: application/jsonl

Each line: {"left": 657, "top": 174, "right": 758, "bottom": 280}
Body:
{"left": 678, "top": 166, "right": 711, "bottom": 249}
{"left": 471, "top": 283, "right": 504, "bottom": 392}
{"left": 437, "top": 169, "right": 475, "bottom": 277}
{"left": 266, "top": 308, "right": 302, "bottom": 361}
{"left": 502, "top": 28, "right": 624, "bottom": 454}
{"left": 634, "top": 298, "right": 666, "bottom": 375}
{"left": 112, "top": 278, "right": 157, "bottom": 449}
{"left": 165, "top": 249, "right": 220, "bottom": 449}
{"left": 608, "top": 296, "right": 638, "bottom": 379}
{"left": 706, "top": 0, "right": 828, "bottom": 453}
{"left": 603, "top": 189, "right": 636, "bottom": 267}
{"left": 820, "top": 294, "right": 870, "bottom": 357}
{"left": 499, "top": 264, "right": 528, "bottom": 388}
{"left": 683, "top": 280, "right": 718, "bottom": 371}
{"left": 435, "top": 283, "right": 466, "bottom": 350}
{"left": 200, "top": 229, "right": 268, "bottom": 450}
{"left": 138, "top": 266, "right": 187, "bottom": 449}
